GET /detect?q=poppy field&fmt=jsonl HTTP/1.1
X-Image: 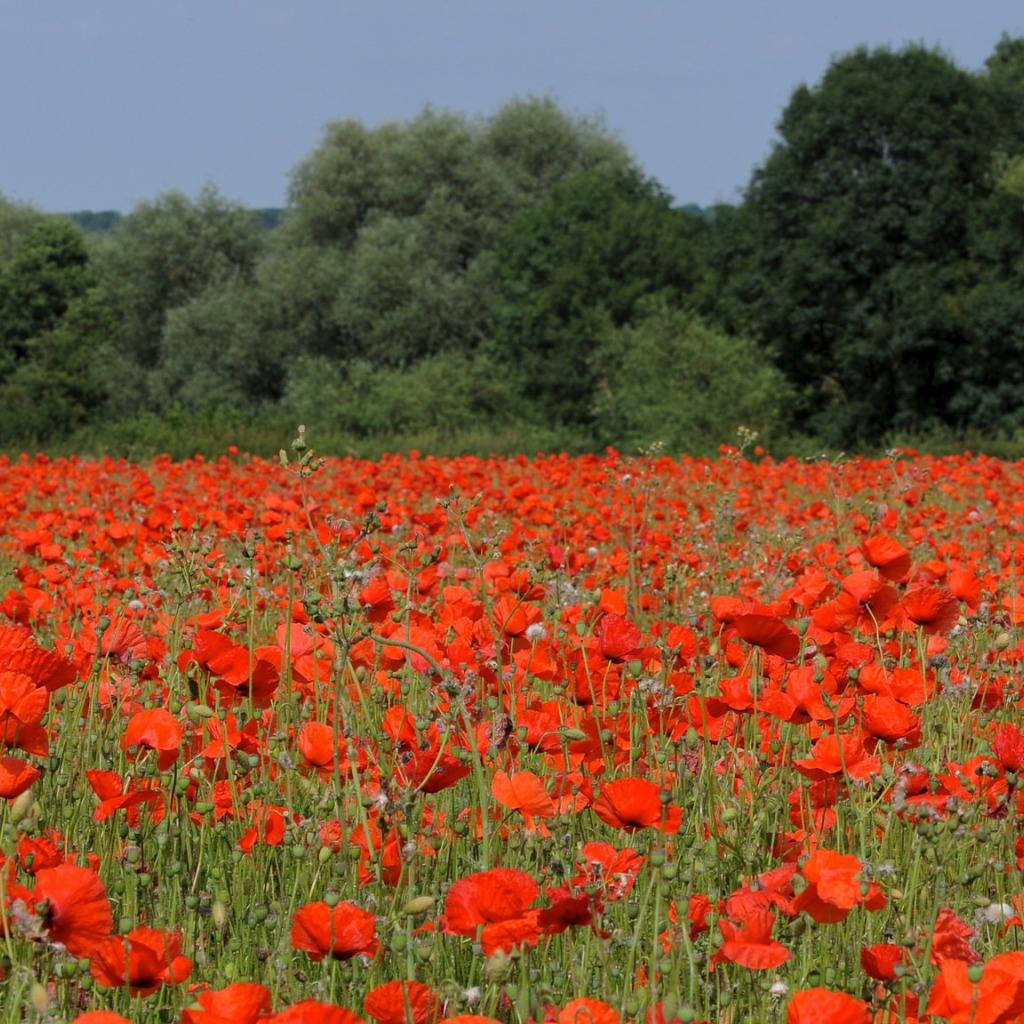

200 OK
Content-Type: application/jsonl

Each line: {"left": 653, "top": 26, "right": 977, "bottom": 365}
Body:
{"left": 6, "top": 435, "right": 1024, "bottom": 1024}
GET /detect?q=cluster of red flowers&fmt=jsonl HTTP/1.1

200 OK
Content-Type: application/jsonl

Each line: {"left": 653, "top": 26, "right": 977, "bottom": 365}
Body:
{"left": 1, "top": 447, "right": 1023, "bottom": 1021}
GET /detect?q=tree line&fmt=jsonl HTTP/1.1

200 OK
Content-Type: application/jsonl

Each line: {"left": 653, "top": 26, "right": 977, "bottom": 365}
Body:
{"left": 3, "top": 38, "right": 1024, "bottom": 456}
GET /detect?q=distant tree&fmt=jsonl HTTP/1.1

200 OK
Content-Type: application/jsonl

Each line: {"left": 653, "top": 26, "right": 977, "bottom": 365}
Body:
{"left": 94, "top": 185, "right": 264, "bottom": 414}
{"left": 0, "top": 218, "right": 91, "bottom": 377}
{"left": 728, "top": 43, "right": 1004, "bottom": 444}
{"left": 0, "top": 286, "right": 116, "bottom": 439}
{"left": 277, "top": 98, "right": 639, "bottom": 369}
{"left": 487, "top": 166, "right": 709, "bottom": 426}
{"left": 592, "top": 302, "right": 793, "bottom": 454}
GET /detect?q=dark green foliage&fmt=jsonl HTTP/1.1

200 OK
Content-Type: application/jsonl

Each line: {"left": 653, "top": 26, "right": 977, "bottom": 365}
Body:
{"left": 0, "top": 288, "right": 116, "bottom": 440}
{"left": 488, "top": 167, "right": 709, "bottom": 426}
{"left": 723, "top": 41, "right": 1024, "bottom": 446}
{"left": 0, "top": 219, "right": 91, "bottom": 377}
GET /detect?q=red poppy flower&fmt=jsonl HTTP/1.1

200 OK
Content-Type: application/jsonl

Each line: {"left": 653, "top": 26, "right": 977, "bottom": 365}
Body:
{"left": 290, "top": 901, "right": 380, "bottom": 962}
{"left": 592, "top": 777, "right": 682, "bottom": 834}
{"left": 0, "top": 624, "right": 76, "bottom": 693}
{"left": 793, "top": 733, "right": 880, "bottom": 784}
{"left": 860, "top": 943, "right": 907, "bottom": 981}
{"left": 786, "top": 988, "right": 870, "bottom": 1024}
{"left": 264, "top": 1003, "right": 367, "bottom": 1024}
{"left": 68, "top": 1013, "right": 134, "bottom": 1024}
{"left": 0, "top": 755, "right": 40, "bottom": 799}
{"left": 834, "top": 572, "right": 898, "bottom": 634}
{"left": 929, "top": 908, "right": 980, "bottom": 965}
{"left": 492, "top": 770, "right": 556, "bottom": 820}
{"left": 89, "top": 927, "right": 192, "bottom": 996}
{"left": 85, "top": 769, "right": 163, "bottom": 824}
{"left": 709, "top": 911, "right": 790, "bottom": 970}
{"left": 598, "top": 613, "right": 644, "bottom": 662}
{"left": 733, "top": 614, "right": 800, "bottom": 660}
{"left": 181, "top": 982, "right": 273, "bottom": 1024}
{"left": 992, "top": 724, "right": 1024, "bottom": 773}
{"left": 926, "top": 952, "right": 1024, "bottom": 1024}
{"left": 861, "top": 535, "right": 911, "bottom": 582}
{"left": 558, "top": 999, "right": 619, "bottom": 1024}
{"left": 899, "top": 586, "right": 960, "bottom": 635}
{"left": 32, "top": 863, "right": 113, "bottom": 958}
{"left": 444, "top": 867, "right": 542, "bottom": 955}
{"left": 793, "top": 849, "right": 865, "bottom": 924}
{"left": 124, "top": 708, "right": 183, "bottom": 770}
{"left": 948, "top": 567, "right": 981, "bottom": 611}
{"left": 364, "top": 981, "right": 442, "bottom": 1024}
{"left": 860, "top": 695, "right": 922, "bottom": 749}
{"left": 572, "top": 842, "right": 644, "bottom": 902}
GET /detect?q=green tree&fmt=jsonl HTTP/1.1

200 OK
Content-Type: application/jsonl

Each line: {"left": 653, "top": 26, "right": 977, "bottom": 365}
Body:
{"left": 95, "top": 186, "right": 264, "bottom": 414}
{"left": 0, "top": 287, "right": 116, "bottom": 440}
{"left": 592, "top": 302, "right": 793, "bottom": 454}
{"left": 729, "top": 43, "right": 1003, "bottom": 444}
{"left": 0, "top": 218, "right": 91, "bottom": 378}
{"left": 277, "top": 98, "right": 638, "bottom": 371}
{"left": 488, "top": 166, "right": 709, "bottom": 427}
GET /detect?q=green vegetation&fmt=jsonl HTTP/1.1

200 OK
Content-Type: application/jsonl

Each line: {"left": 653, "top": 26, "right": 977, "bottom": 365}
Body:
{"left": 6, "top": 39, "right": 1024, "bottom": 457}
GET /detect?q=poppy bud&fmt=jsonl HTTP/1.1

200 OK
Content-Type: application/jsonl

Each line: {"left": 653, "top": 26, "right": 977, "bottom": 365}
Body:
{"left": 404, "top": 896, "right": 435, "bottom": 916}
{"left": 485, "top": 948, "right": 511, "bottom": 984}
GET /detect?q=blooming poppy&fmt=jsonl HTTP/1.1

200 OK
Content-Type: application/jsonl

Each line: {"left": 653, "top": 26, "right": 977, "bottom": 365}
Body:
{"left": 793, "top": 733, "right": 880, "bottom": 784}
{"left": 264, "top": 1004, "right": 367, "bottom": 1024}
{"left": 861, "top": 535, "right": 911, "bottom": 582}
{"left": 860, "top": 943, "right": 908, "bottom": 981}
{"left": 709, "top": 911, "right": 790, "bottom": 970}
{"left": 492, "top": 770, "right": 557, "bottom": 821}
{"left": 733, "top": 613, "right": 800, "bottom": 660}
{"left": 793, "top": 849, "right": 868, "bottom": 924}
{"left": 290, "top": 901, "right": 380, "bottom": 962}
{"left": 89, "top": 927, "right": 193, "bottom": 996}
{"left": 928, "top": 908, "right": 980, "bottom": 965}
{"left": 444, "top": 867, "right": 542, "bottom": 955}
{"left": 925, "top": 952, "right": 1024, "bottom": 1024}
{"left": 181, "top": 983, "right": 273, "bottom": 1024}
{"left": 123, "top": 708, "right": 183, "bottom": 769}
{"left": 598, "top": 613, "right": 644, "bottom": 662}
{"left": 786, "top": 988, "right": 870, "bottom": 1024}
{"left": 364, "top": 981, "right": 442, "bottom": 1024}
{"left": 992, "top": 724, "right": 1024, "bottom": 773}
{"left": 572, "top": 842, "right": 644, "bottom": 902}
{"left": 0, "top": 755, "right": 40, "bottom": 799}
{"left": 899, "top": 586, "right": 960, "bottom": 635}
{"left": 592, "top": 777, "right": 682, "bottom": 834}
{"left": 32, "top": 863, "right": 113, "bottom": 958}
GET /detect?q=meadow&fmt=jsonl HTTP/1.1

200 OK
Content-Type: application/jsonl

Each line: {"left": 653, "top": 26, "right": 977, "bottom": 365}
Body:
{"left": 3, "top": 433, "right": 1024, "bottom": 1024}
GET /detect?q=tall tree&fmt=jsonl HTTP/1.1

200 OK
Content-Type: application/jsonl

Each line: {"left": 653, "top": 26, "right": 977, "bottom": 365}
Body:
{"left": 0, "top": 218, "right": 91, "bottom": 377}
{"left": 730, "top": 44, "right": 1003, "bottom": 444}
{"left": 94, "top": 186, "right": 264, "bottom": 414}
{"left": 276, "top": 98, "right": 638, "bottom": 370}
{"left": 487, "top": 166, "right": 709, "bottom": 427}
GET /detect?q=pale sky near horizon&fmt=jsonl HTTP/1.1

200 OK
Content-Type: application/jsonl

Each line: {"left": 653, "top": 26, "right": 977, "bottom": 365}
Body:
{"left": 0, "top": 1, "right": 1020, "bottom": 214}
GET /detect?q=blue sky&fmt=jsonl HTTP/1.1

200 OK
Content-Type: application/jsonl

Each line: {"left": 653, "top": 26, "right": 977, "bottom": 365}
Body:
{"left": 0, "top": 1, "right": 1020, "bottom": 213}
